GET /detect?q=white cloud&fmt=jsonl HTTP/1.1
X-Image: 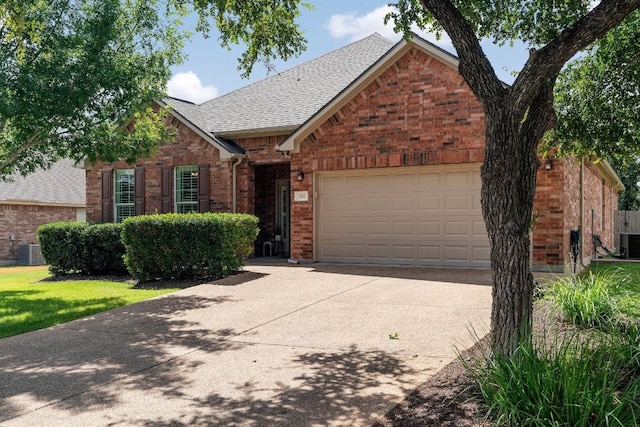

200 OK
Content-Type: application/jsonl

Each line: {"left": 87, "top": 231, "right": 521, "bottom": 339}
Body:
{"left": 167, "top": 71, "right": 219, "bottom": 104}
{"left": 326, "top": 5, "right": 452, "bottom": 49}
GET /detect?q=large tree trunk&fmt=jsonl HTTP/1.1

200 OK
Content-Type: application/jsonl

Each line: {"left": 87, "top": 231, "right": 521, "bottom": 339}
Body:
{"left": 481, "top": 86, "right": 556, "bottom": 355}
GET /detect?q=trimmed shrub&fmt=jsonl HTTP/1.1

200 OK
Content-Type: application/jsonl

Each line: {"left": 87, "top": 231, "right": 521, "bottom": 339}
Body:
{"left": 79, "top": 223, "right": 127, "bottom": 275}
{"left": 38, "top": 222, "right": 86, "bottom": 275}
{"left": 38, "top": 222, "right": 126, "bottom": 275}
{"left": 121, "top": 213, "right": 259, "bottom": 282}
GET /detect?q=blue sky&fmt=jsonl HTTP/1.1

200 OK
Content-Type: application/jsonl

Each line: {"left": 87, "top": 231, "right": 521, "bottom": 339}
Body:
{"left": 167, "top": 2, "right": 531, "bottom": 103}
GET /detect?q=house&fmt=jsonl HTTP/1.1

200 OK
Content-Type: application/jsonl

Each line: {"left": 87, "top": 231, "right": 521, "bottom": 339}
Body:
{"left": 1, "top": 159, "right": 86, "bottom": 265}
{"left": 85, "top": 33, "right": 622, "bottom": 273}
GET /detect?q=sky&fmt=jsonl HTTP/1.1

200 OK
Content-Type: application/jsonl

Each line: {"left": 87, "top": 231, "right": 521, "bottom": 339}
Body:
{"left": 167, "top": 2, "right": 531, "bottom": 104}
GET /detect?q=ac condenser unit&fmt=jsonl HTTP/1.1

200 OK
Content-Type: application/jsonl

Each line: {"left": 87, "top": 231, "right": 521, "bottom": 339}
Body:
{"left": 16, "top": 244, "right": 45, "bottom": 266}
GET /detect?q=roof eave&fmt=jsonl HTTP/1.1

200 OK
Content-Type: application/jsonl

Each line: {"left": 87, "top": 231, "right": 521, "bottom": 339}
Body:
{"left": 157, "top": 99, "right": 241, "bottom": 161}
{"left": 214, "top": 125, "right": 298, "bottom": 139}
{"left": 595, "top": 158, "right": 625, "bottom": 192}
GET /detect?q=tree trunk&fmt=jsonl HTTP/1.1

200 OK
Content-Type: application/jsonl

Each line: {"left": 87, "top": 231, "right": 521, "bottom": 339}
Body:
{"left": 481, "top": 87, "right": 556, "bottom": 355}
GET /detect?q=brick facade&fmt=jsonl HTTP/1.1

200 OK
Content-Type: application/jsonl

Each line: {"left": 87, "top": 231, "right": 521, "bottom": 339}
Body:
{"left": 289, "top": 48, "right": 486, "bottom": 260}
{"left": 0, "top": 204, "right": 79, "bottom": 262}
{"left": 87, "top": 120, "right": 234, "bottom": 222}
{"left": 84, "top": 42, "right": 621, "bottom": 271}
{"left": 532, "top": 157, "right": 619, "bottom": 272}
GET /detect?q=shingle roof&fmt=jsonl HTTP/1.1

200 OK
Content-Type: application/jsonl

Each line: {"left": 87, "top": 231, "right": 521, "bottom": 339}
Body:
{"left": 163, "top": 97, "right": 245, "bottom": 155}
{"left": 197, "top": 33, "right": 395, "bottom": 135}
{"left": 0, "top": 159, "right": 86, "bottom": 206}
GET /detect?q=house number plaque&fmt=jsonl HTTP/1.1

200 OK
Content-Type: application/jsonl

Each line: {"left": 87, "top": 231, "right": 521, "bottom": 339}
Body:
{"left": 294, "top": 191, "right": 309, "bottom": 202}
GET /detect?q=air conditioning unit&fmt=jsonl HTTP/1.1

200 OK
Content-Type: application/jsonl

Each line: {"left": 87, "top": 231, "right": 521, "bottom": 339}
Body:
{"left": 16, "top": 244, "right": 45, "bottom": 266}
{"left": 620, "top": 233, "right": 640, "bottom": 260}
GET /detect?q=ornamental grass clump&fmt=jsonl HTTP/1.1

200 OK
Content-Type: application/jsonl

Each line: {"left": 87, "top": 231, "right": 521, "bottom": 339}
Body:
{"left": 466, "top": 334, "right": 640, "bottom": 427}
{"left": 546, "top": 270, "right": 627, "bottom": 328}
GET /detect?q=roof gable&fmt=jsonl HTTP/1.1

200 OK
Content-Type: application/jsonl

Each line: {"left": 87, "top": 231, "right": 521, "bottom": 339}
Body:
{"left": 279, "top": 33, "right": 462, "bottom": 153}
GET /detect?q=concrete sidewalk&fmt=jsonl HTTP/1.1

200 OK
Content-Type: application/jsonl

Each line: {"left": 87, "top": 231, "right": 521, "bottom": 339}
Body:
{"left": 0, "top": 264, "right": 492, "bottom": 426}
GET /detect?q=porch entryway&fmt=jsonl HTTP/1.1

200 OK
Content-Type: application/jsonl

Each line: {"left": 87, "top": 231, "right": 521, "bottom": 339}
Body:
{"left": 254, "top": 163, "right": 291, "bottom": 257}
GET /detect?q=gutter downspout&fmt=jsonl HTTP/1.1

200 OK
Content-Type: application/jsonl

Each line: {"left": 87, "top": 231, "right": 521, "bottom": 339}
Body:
{"left": 579, "top": 156, "right": 588, "bottom": 270}
{"left": 232, "top": 157, "right": 243, "bottom": 213}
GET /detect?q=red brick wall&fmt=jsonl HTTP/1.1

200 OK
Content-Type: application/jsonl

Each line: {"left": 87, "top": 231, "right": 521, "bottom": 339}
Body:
{"left": 87, "top": 120, "right": 233, "bottom": 222}
{"left": 532, "top": 157, "right": 620, "bottom": 271}
{"left": 0, "top": 204, "right": 78, "bottom": 262}
{"left": 532, "top": 158, "right": 569, "bottom": 268}
{"left": 232, "top": 135, "right": 290, "bottom": 216}
{"left": 290, "top": 47, "right": 486, "bottom": 260}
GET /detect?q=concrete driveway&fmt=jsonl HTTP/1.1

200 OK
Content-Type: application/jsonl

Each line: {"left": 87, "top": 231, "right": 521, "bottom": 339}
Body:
{"left": 0, "top": 263, "right": 492, "bottom": 426}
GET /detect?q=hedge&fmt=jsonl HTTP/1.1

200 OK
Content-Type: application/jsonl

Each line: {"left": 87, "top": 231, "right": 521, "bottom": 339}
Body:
{"left": 37, "top": 222, "right": 127, "bottom": 275}
{"left": 121, "top": 213, "right": 259, "bottom": 282}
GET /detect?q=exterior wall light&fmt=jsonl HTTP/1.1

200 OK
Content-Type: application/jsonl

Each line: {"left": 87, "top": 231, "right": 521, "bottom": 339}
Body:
{"left": 297, "top": 170, "right": 305, "bottom": 181}
{"left": 543, "top": 158, "right": 553, "bottom": 170}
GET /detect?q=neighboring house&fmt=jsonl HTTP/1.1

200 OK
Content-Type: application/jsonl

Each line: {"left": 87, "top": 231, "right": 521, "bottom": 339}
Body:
{"left": 0, "top": 159, "right": 86, "bottom": 264}
{"left": 85, "top": 33, "right": 622, "bottom": 272}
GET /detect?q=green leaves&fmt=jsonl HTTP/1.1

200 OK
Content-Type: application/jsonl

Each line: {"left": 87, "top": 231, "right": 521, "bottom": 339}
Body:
{"left": 0, "top": 0, "right": 187, "bottom": 178}
{"left": 388, "top": 0, "right": 592, "bottom": 46}
{"left": 183, "top": 0, "right": 312, "bottom": 78}
{"left": 547, "top": 11, "right": 640, "bottom": 161}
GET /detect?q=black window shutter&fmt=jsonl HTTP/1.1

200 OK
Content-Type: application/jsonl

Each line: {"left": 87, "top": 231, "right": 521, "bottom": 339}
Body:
{"left": 134, "top": 166, "right": 145, "bottom": 216}
{"left": 198, "top": 163, "right": 210, "bottom": 213}
{"left": 160, "top": 166, "right": 172, "bottom": 213}
{"left": 101, "top": 170, "right": 113, "bottom": 223}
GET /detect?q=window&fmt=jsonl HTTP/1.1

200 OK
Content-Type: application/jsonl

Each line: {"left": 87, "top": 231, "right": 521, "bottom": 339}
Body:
{"left": 175, "top": 165, "right": 198, "bottom": 213}
{"left": 114, "top": 169, "right": 135, "bottom": 222}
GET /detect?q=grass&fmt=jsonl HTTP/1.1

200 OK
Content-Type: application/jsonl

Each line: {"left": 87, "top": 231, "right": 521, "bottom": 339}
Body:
{"left": 467, "top": 262, "right": 640, "bottom": 426}
{"left": 466, "top": 334, "right": 640, "bottom": 427}
{"left": 0, "top": 266, "right": 178, "bottom": 338}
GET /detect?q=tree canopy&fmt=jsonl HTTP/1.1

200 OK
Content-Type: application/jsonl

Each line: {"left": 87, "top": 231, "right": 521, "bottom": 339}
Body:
{"left": 0, "top": 0, "right": 187, "bottom": 178}
{"left": 550, "top": 10, "right": 640, "bottom": 161}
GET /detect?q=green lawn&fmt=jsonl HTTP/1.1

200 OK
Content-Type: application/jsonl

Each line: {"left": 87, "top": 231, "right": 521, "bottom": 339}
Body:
{"left": 0, "top": 267, "right": 178, "bottom": 338}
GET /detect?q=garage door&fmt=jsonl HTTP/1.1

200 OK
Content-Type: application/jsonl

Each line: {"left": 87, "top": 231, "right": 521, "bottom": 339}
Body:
{"left": 315, "top": 164, "right": 490, "bottom": 267}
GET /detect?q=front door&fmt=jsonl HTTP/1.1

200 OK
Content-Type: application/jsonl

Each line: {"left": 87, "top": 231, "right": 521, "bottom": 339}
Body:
{"left": 275, "top": 179, "right": 290, "bottom": 256}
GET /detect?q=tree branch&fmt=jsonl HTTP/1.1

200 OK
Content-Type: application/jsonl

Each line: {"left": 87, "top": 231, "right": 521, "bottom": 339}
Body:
{"left": 418, "top": 0, "right": 505, "bottom": 104}
{"left": 512, "top": 0, "right": 640, "bottom": 112}
{"left": 0, "top": 130, "right": 44, "bottom": 172}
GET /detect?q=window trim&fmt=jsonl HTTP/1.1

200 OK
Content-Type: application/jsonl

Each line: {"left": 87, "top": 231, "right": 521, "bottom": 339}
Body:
{"left": 114, "top": 168, "right": 135, "bottom": 223}
{"left": 174, "top": 165, "right": 199, "bottom": 214}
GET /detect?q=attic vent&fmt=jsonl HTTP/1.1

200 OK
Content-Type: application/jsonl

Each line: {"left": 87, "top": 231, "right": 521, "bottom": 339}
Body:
{"left": 308, "top": 133, "right": 317, "bottom": 143}
{"left": 17, "top": 244, "right": 45, "bottom": 266}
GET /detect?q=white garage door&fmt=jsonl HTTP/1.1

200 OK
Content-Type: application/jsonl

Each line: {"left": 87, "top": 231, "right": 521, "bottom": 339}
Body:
{"left": 315, "top": 164, "right": 490, "bottom": 267}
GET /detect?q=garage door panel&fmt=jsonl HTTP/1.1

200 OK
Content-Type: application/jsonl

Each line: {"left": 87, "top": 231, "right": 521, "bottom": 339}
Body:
{"left": 392, "top": 197, "right": 416, "bottom": 211}
{"left": 316, "top": 164, "right": 490, "bottom": 267}
{"left": 418, "top": 245, "right": 441, "bottom": 261}
{"left": 392, "top": 221, "right": 415, "bottom": 235}
{"left": 445, "top": 246, "right": 468, "bottom": 261}
{"left": 368, "top": 245, "right": 390, "bottom": 259}
{"left": 418, "top": 196, "right": 441, "bottom": 211}
{"left": 391, "top": 174, "right": 415, "bottom": 188}
{"left": 473, "top": 220, "right": 488, "bottom": 236}
{"left": 368, "top": 198, "right": 389, "bottom": 211}
{"left": 444, "top": 171, "right": 470, "bottom": 186}
{"left": 368, "top": 220, "right": 390, "bottom": 236}
{"left": 445, "top": 195, "right": 470, "bottom": 210}
{"left": 418, "top": 221, "right": 441, "bottom": 236}
{"left": 444, "top": 221, "right": 469, "bottom": 236}
{"left": 319, "top": 220, "right": 342, "bottom": 236}
{"left": 392, "top": 245, "right": 415, "bottom": 259}
{"left": 343, "top": 221, "right": 365, "bottom": 235}
{"left": 418, "top": 173, "right": 441, "bottom": 186}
